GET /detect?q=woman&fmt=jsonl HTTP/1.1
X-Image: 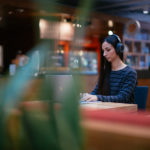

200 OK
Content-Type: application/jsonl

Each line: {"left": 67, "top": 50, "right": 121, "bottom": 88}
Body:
{"left": 82, "top": 34, "right": 137, "bottom": 103}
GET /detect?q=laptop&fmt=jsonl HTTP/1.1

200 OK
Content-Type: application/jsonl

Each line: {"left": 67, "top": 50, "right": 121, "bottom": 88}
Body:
{"left": 45, "top": 74, "right": 100, "bottom": 104}
{"left": 45, "top": 74, "right": 78, "bottom": 102}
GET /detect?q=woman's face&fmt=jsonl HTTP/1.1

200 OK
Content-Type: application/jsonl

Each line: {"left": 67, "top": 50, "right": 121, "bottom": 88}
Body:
{"left": 102, "top": 41, "right": 118, "bottom": 62}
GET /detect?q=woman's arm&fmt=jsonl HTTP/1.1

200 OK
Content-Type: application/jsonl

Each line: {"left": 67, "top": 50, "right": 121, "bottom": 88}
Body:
{"left": 90, "top": 83, "right": 99, "bottom": 95}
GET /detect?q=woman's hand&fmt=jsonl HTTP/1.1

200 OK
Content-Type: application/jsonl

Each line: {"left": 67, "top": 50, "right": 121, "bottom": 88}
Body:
{"left": 81, "top": 93, "right": 98, "bottom": 101}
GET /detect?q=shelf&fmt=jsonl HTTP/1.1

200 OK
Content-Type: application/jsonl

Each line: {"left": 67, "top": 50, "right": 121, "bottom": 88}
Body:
{"left": 123, "top": 37, "right": 150, "bottom": 70}
{"left": 123, "top": 38, "right": 150, "bottom": 43}
{"left": 127, "top": 52, "right": 150, "bottom": 56}
{"left": 131, "top": 66, "right": 149, "bottom": 70}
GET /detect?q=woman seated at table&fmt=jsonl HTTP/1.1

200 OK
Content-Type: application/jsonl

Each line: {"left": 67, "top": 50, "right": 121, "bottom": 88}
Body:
{"left": 82, "top": 34, "right": 137, "bottom": 103}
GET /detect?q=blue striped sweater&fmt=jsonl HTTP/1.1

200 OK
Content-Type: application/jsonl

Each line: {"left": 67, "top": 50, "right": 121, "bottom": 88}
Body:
{"left": 91, "top": 66, "right": 137, "bottom": 103}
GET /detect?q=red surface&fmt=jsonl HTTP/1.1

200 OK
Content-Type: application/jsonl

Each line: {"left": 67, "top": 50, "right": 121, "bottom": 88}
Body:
{"left": 82, "top": 109, "right": 150, "bottom": 127}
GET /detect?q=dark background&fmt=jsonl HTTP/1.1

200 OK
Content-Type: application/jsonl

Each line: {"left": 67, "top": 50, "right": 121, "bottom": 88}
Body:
{"left": 0, "top": 15, "right": 39, "bottom": 73}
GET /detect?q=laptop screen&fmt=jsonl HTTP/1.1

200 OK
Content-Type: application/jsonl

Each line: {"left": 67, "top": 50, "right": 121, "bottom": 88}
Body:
{"left": 45, "top": 75, "right": 78, "bottom": 102}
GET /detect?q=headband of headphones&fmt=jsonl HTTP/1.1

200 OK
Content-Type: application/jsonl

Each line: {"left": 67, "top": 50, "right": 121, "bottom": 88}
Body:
{"left": 112, "top": 34, "right": 121, "bottom": 43}
{"left": 112, "top": 34, "right": 124, "bottom": 54}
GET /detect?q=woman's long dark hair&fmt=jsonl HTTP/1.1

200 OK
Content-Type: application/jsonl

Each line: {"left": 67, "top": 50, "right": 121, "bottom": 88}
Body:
{"left": 97, "top": 34, "right": 124, "bottom": 95}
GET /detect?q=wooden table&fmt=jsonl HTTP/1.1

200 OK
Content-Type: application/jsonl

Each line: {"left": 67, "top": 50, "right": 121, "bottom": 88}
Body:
{"left": 80, "top": 101, "right": 138, "bottom": 112}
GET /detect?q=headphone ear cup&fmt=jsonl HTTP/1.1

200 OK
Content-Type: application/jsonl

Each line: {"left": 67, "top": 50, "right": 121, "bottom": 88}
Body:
{"left": 116, "top": 43, "right": 124, "bottom": 54}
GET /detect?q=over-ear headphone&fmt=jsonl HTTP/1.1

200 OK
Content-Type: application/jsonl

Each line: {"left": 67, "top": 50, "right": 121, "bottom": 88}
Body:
{"left": 112, "top": 34, "right": 124, "bottom": 54}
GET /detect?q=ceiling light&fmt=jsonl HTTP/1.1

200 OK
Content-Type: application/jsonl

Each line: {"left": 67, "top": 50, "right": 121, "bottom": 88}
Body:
{"left": 143, "top": 10, "right": 149, "bottom": 14}
{"left": 143, "top": 7, "right": 149, "bottom": 14}
{"left": 8, "top": 11, "right": 13, "bottom": 15}
{"left": 16, "top": 8, "right": 24, "bottom": 13}
{"left": 108, "top": 30, "right": 113, "bottom": 35}
{"left": 108, "top": 20, "right": 114, "bottom": 27}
